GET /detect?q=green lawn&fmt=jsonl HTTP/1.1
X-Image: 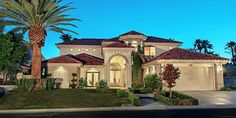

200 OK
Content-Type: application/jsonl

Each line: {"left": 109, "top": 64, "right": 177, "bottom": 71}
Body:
{"left": 0, "top": 89, "right": 130, "bottom": 110}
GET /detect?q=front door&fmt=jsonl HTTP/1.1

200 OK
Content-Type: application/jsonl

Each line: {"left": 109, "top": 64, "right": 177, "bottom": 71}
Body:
{"left": 87, "top": 72, "right": 100, "bottom": 87}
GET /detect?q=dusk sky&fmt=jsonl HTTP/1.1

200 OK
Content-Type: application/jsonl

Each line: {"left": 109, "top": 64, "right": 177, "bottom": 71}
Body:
{"left": 24, "top": 0, "right": 236, "bottom": 59}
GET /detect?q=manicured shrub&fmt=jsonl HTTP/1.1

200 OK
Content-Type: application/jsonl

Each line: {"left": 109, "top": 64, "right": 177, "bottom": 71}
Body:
{"left": 96, "top": 80, "right": 109, "bottom": 93}
{"left": 154, "top": 91, "right": 199, "bottom": 105}
{"left": 78, "top": 77, "right": 87, "bottom": 88}
{"left": 42, "top": 78, "right": 55, "bottom": 90}
{"left": 128, "top": 91, "right": 140, "bottom": 106}
{"left": 129, "top": 87, "right": 153, "bottom": 94}
{"left": 144, "top": 74, "right": 162, "bottom": 91}
{"left": 16, "top": 78, "right": 36, "bottom": 92}
{"left": 70, "top": 73, "right": 77, "bottom": 89}
{"left": 140, "top": 87, "right": 153, "bottom": 93}
{"left": 116, "top": 89, "right": 128, "bottom": 98}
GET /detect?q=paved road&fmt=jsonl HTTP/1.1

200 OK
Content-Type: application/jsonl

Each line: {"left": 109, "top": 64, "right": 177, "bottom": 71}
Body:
{"left": 0, "top": 108, "right": 236, "bottom": 118}
{"left": 180, "top": 91, "right": 236, "bottom": 106}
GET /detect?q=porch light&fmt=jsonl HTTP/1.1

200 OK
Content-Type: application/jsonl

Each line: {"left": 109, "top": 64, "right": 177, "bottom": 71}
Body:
{"left": 85, "top": 49, "right": 88, "bottom": 52}
{"left": 93, "top": 49, "right": 96, "bottom": 52}
{"left": 170, "top": 47, "right": 173, "bottom": 49}
{"left": 70, "top": 48, "right": 73, "bottom": 51}
{"left": 78, "top": 49, "right": 81, "bottom": 51}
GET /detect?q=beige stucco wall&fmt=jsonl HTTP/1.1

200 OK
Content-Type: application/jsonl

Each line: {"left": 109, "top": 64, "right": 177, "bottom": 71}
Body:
{"left": 57, "top": 45, "right": 103, "bottom": 58}
{"left": 144, "top": 42, "right": 181, "bottom": 56}
{"left": 47, "top": 63, "right": 105, "bottom": 88}
{"left": 80, "top": 65, "right": 105, "bottom": 80}
{"left": 143, "top": 60, "right": 227, "bottom": 91}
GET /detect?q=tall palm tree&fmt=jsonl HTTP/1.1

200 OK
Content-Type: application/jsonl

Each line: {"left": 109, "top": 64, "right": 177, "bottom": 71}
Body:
{"left": 194, "top": 39, "right": 202, "bottom": 52}
{"left": 225, "top": 41, "right": 236, "bottom": 64}
{"left": 201, "top": 40, "right": 213, "bottom": 54}
{"left": 0, "top": 0, "right": 79, "bottom": 90}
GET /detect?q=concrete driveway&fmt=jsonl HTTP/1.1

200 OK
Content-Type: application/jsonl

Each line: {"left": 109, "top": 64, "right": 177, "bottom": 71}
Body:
{"left": 180, "top": 91, "right": 236, "bottom": 106}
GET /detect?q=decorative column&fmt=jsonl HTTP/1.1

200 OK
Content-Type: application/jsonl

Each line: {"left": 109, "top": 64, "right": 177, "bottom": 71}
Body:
{"left": 126, "top": 63, "right": 132, "bottom": 88}
{"left": 214, "top": 63, "right": 224, "bottom": 90}
{"left": 104, "top": 63, "right": 110, "bottom": 86}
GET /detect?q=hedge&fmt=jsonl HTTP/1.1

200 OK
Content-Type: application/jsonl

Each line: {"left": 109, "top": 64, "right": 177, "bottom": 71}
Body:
{"left": 129, "top": 88, "right": 153, "bottom": 94}
{"left": 154, "top": 91, "right": 199, "bottom": 105}
{"left": 116, "top": 89, "right": 128, "bottom": 98}
{"left": 128, "top": 91, "right": 140, "bottom": 106}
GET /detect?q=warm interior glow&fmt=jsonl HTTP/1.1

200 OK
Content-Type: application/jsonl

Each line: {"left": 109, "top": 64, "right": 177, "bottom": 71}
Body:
{"left": 144, "top": 46, "right": 156, "bottom": 56}
{"left": 110, "top": 55, "right": 126, "bottom": 86}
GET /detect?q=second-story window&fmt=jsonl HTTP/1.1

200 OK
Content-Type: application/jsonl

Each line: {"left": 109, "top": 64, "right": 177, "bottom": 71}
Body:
{"left": 144, "top": 46, "right": 156, "bottom": 56}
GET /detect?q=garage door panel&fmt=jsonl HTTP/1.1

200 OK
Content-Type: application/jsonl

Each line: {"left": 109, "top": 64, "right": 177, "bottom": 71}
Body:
{"left": 173, "top": 67, "right": 214, "bottom": 91}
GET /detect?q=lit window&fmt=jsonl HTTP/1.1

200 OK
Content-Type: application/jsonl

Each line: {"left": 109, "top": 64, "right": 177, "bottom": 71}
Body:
{"left": 78, "top": 49, "right": 81, "bottom": 51}
{"left": 93, "top": 49, "right": 96, "bottom": 52}
{"left": 85, "top": 49, "right": 88, "bottom": 52}
{"left": 144, "top": 46, "right": 156, "bottom": 56}
{"left": 70, "top": 49, "right": 73, "bottom": 51}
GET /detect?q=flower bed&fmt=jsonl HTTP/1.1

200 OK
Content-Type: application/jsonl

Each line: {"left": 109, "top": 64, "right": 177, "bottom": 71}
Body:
{"left": 154, "top": 91, "right": 199, "bottom": 105}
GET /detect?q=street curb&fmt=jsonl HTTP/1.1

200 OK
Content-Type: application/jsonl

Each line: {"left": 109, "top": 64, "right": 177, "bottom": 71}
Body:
{"left": 0, "top": 105, "right": 236, "bottom": 114}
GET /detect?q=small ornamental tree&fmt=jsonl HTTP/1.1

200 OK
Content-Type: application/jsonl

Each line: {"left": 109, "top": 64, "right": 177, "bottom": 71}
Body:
{"left": 161, "top": 64, "right": 181, "bottom": 98}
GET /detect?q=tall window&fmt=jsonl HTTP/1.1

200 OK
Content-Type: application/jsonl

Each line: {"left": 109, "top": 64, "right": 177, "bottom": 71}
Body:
{"left": 144, "top": 46, "right": 156, "bottom": 56}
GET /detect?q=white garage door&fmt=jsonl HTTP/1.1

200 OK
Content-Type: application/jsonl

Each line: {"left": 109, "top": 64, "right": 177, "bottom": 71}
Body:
{"left": 173, "top": 66, "right": 214, "bottom": 91}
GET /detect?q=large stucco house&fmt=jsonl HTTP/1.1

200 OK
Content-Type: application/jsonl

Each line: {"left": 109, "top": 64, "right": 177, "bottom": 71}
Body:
{"left": 44, "top": 31, "right": 228, "bottom": 90}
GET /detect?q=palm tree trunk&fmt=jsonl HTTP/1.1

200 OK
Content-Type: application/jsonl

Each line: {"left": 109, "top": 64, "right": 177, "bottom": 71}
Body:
{"left": 31, "top": 44, "right": 42, "bottom": 91}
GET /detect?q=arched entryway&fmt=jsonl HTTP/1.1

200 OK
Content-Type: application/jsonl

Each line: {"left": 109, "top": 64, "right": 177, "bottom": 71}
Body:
{"left": 109, "top": 55, "right": 127, "bottom": 87}
{"left": 86, "top": 68, "right": 100, "bottom": 87}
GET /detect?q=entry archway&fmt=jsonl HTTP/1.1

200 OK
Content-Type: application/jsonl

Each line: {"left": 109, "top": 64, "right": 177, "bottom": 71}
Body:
{"left": 109, "top": 55, "right": 127, "bottom": 87}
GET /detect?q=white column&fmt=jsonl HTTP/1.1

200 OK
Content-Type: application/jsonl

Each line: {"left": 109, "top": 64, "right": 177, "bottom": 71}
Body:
{"left": 126, "top": 63, "right": 132, "bottom": 88}
{"left": 104, "top": 63, "right": 110, "bottom": 87}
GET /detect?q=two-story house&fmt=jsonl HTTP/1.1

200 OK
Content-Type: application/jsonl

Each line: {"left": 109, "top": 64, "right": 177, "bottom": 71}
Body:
{"left": 44, "top": 31, "right": 228, "bottom": 90}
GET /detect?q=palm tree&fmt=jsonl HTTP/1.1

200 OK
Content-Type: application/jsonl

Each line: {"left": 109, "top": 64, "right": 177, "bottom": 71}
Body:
{"left": 0, "top": 0, "right": 79, "bottom": 90}
{"left": 60, "top": 34, "right": 72, "bottom": 42}
{"left": 201, "top": 40, "right": 213, "bottom": 54}
{"left": 194, "top": 39, "right": 202, "bottom": 52}
{"left": 225, "top": 41, "right": 236, "bottom": 64}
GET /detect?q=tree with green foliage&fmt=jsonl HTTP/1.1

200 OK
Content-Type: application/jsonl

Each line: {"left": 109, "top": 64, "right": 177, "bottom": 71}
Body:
{"left": 60, "top": 34, "right": 73, "bottom": 42}
{"left": 0, "top": 0, "right": 79, "bottom": 91}
{"left": 225, "top": 41, "right": 236, "bottom": 64}
{"left": 0, "top": 33, "right": 28, "bottom": 84}
{"left": 132, "top": 48, "right": 144, "bottom": 88}
{"left": 144, "top": 74, "right": 162, "bottom": 91}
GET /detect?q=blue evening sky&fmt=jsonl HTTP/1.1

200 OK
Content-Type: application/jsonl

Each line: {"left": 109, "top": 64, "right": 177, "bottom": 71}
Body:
{"left": 26, "top": 0, "right": 236, "bottom": 59}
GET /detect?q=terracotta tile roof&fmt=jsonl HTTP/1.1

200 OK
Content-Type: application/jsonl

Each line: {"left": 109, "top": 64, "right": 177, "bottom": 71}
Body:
{"left": 45, "top": 53, "right": 104, "bottom": 65}
{"left": 145, "top": 48, "right": 229, "bottom": 64}
{"left": 103, "top": 42, "right": 134, "bottom": 48}
{"left": 120, "top": 30, "right": 145, "bottom": 36}
{"left": 45, "top": 54, "right": 83, "bottom": 63}
{"left": 75, "top": 53, "right": 104, "bottom": 65}
{"left": 56, "top": 39, "right": 105, "bottom": 45}
{"left": 145, "top": 36, "right": 182, "bottom": 43}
